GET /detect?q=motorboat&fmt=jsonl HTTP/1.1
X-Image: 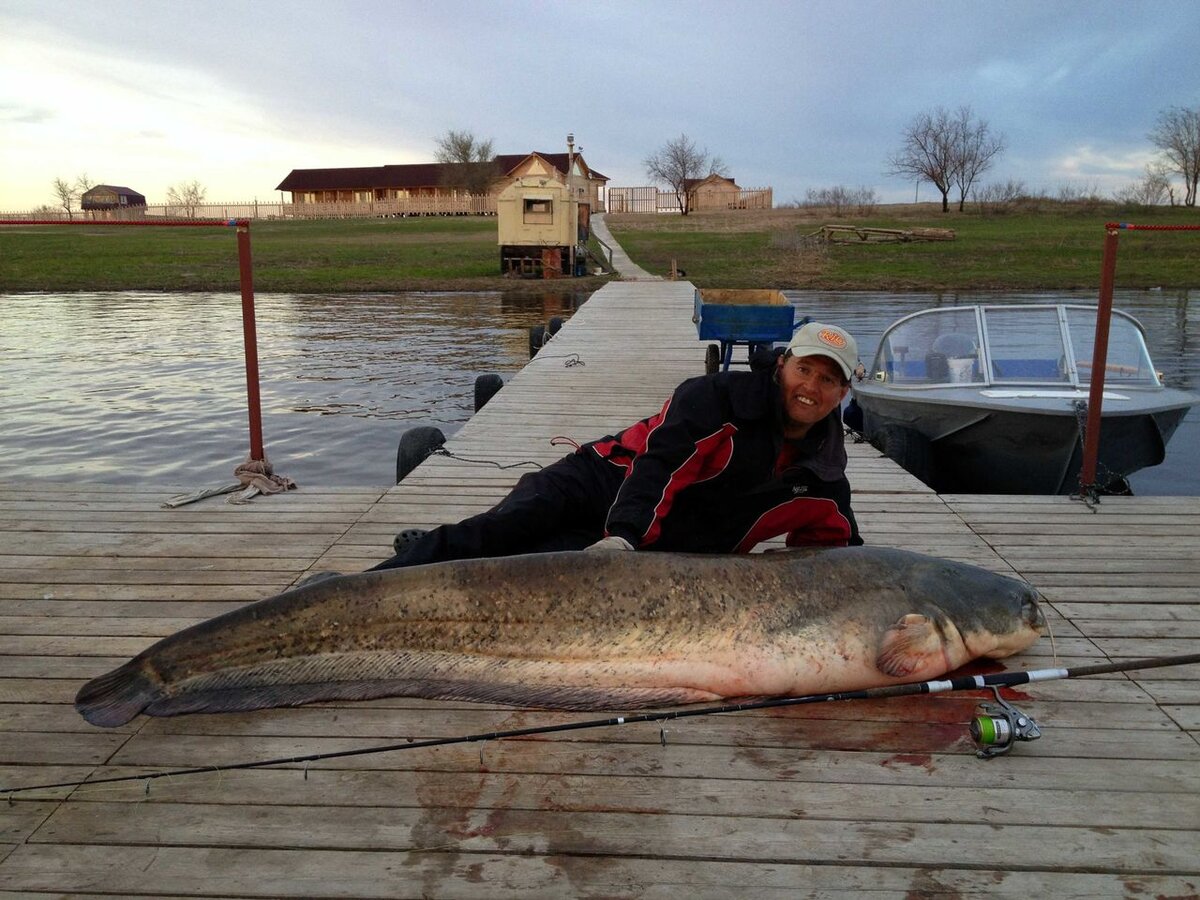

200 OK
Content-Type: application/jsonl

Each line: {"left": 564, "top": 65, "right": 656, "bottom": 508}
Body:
{"left": 849, "top": 304, "right": 1198, "bottom": 494}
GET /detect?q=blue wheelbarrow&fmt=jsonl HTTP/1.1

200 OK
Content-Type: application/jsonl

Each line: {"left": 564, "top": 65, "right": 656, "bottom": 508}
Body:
{"left": 693, "top": 289, "right": 798, "bottom": 374}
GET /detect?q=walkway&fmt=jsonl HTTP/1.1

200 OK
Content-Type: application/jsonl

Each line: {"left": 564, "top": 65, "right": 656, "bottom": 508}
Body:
{"left": 591, "top": 213, "right": 662, "bottom": 280}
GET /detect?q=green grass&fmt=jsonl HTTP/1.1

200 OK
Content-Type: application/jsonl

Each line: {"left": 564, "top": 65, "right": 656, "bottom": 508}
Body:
{"left": 606, "top": 204, "right": 1200, "bottom": 291}
{"left": 1, "top": 204, "right": 1197, "bottom": 293}
{"left": 0, "top": 217, "right": 609, "bottom": 293}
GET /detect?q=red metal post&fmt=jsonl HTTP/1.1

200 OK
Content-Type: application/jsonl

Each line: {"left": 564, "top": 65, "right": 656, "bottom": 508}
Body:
{"left": 236, "top": 224, "right": 266, "bottom": 462}
{"left": 1079, "top": 225, "right": 1121, "bottom": 492}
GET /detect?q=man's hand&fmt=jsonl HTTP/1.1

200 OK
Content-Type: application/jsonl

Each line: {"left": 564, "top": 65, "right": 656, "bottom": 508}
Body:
{"left": 585, "top": 535, "right": 634, "bottom": 552}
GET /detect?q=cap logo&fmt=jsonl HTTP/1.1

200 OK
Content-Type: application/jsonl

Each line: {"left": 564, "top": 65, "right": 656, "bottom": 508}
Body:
{"left": 817, "top": 328, "right": 847, "bottom": 349}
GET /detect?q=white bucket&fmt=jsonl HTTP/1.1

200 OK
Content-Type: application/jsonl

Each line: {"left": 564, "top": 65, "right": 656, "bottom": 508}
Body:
{"left": 947, "top": 357, "right": 974, "bottom": 383}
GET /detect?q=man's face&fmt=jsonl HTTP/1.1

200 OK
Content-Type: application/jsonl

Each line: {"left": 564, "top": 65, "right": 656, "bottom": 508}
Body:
{"left": 775, "top": 353, "right": 850, "bottom": 436}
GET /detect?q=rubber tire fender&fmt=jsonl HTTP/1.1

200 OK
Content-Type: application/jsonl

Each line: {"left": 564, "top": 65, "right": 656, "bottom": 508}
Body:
{"left": 474, "top": 374, "right": 504, "bottom": 412}
{"left": 876, "top": 424, "right": 932, "bottom": 487}
{"left": 528, "top": 324, "right": 546, "bottom": 358}
{"left": 547, "top": 316, "right": 564, "bottom": 336}
{"left": 396, "top": 425, "right": 446, "bottom": 483}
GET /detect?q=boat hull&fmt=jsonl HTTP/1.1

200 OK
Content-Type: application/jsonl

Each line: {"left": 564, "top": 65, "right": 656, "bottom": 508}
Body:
{"left": 853, "top": 387, "right": 1193, "bottom": 494}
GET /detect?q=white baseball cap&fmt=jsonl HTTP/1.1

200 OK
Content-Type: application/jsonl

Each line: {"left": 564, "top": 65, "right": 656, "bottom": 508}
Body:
{"left": 785, "top": 322, "right": 858, "bottom": 381}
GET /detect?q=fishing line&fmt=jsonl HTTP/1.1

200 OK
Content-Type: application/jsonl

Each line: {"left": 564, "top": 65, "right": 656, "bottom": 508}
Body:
{"left": 4, "top": 652, "right": 1197, "bottom": 797}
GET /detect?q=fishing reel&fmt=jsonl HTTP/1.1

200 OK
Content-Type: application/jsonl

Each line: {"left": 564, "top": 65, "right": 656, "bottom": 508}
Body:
{"left": 970, "top": 686, "right": 1041, "bottom": 758}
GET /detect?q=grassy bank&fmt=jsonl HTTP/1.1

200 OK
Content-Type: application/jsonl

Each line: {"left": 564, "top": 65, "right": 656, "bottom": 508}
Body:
{"left": 607, "top": 204, "right": 1200, "bottom": 291}
{"left": 0, "top": 217, "right": 610, "bottom": 294}
{"left": 1, "top": 203, "right": 1197, "bottom": 293}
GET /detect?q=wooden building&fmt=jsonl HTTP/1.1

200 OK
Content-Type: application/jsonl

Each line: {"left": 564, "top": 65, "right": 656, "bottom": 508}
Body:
{"left": 80, "top": 185, "right": 146, "bottom": 220}
{"left": 275, "top": 151, "right": 608, "bottom": 217}
{"left": 496, "top": 141, "right": 597, "bottom": 276}
{"left": 683, "top": 174, "right": 772, "bottom": 211}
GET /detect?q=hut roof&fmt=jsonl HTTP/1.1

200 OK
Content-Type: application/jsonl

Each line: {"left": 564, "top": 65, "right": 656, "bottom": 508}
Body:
{"left": 81, "top": 185, "right": 147, "bottom": 208}
{"left": 276, "top": 153, "right": 607, "bottom": 192}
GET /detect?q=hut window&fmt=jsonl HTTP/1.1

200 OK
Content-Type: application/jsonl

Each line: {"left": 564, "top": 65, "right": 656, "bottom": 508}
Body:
{"left": 523, "top": 198, "right": 553, "bottom": 224}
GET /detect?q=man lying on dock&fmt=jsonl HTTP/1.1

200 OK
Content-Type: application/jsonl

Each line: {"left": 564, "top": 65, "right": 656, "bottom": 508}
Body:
{"left": 372, "top": 321, "right": 863, "bottom": 570}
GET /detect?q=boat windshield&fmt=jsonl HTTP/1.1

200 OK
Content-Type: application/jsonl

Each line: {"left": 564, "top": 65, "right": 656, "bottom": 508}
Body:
{"left": 984, "top": 307, "right": 1070, "bottom": 384}
{"left": 1066, "top": 308, "right": 1159, "bottom": 386}
{"left": 870, "top": 305, "right": 1159, "bottom": 388}
{"left": 873, "top": 307, "right": 984, "bottom": 386}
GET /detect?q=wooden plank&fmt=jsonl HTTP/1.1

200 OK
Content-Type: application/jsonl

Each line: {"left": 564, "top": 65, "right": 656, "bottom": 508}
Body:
{"left": 29, "top": 802, "right": 1200, "bottom": 872}
{"left": 4, "top": 845, "right": 1197, "bottom": 899}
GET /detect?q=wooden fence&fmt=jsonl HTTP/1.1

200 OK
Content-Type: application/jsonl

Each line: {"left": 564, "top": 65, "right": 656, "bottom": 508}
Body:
{"left": 607, "top": 186, "right": 773, "bottom": 214}
{"left": 0, "top": 196, "right": 500, "bottom": 222}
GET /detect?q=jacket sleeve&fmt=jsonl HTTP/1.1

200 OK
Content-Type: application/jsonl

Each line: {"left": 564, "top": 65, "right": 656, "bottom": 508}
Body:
{"left": 604, "top": 377, "right": 733, "bottom": 548}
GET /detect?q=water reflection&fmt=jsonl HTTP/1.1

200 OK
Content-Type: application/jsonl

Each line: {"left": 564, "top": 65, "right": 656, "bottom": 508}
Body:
{"left": 0, "top": 290, "right": 587, "bottom": 487}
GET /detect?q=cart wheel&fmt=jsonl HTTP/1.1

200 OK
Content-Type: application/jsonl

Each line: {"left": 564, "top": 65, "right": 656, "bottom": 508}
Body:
{"left": 704, "top": 343, "right": 720, "bottom": 375}
{"left": 474, "top": 374, "right": 503, "bottom": 412}
{"left": 528, "top": 324, "right": 546, "bottom": 358}
{"left": 396, "top": 426, "right": 446, "bottom": 483}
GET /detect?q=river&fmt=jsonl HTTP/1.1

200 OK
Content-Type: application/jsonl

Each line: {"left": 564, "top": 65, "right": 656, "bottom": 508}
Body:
{"left": 0, "top": 289, "right": 1195, "bottom": 493}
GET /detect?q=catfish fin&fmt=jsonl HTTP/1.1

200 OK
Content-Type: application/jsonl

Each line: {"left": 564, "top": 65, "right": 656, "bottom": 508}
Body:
{"left": 875, "top": 613, "right": 944, "bottom": 678}
{"left": 75, "top": 660, "right": 160, "bottom": 728}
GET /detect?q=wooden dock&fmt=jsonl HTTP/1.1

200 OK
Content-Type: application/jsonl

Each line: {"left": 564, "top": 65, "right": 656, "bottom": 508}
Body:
{"left": 2, "top": 281, "right": 1198, "bottom": 898}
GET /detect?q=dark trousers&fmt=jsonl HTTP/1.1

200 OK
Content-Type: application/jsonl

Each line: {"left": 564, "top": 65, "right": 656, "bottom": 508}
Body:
{"left": 371, "top": 451, "right": 626, "bottom": 570}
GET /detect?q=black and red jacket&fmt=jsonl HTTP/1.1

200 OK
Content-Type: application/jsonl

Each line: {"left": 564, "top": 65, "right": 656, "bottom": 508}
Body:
{"left": 584, "top": 364, "right": 862, "bottom": 553}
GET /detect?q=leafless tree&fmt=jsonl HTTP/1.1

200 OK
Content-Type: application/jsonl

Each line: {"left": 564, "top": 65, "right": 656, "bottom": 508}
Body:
{"left": 51, "top": 173, "right": 93, "bottom": 219}
{"left": 52, "top": 177, "right": 78, "bottom": 219}
{"left": 434, "top": 129, "right": 500, "bottom": 195}
{"left": 645, "top": 134, "right": 725, "bottom": 215}
{"left": 166, "top": 180, "right": 207, "bottom": 217}
{"left": 1149, "top": 105, "right": 1200, "bottom": 206}
{"left": 1114, "top": 164, "right": 1172, "bottom": 207}
{"left": 888, "top": 106, "right": 1005, "bottom": 212}
{"left": 950, "top": 107, "right": 1005, "bottom": 212}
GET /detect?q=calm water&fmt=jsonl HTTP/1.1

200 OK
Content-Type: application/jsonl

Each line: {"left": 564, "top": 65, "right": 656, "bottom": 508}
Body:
{"left": 0, "top": 291, "right": 586, "bottom": 487}
{"left": 0, "top": 288, "right": 1195, "bottom": 493}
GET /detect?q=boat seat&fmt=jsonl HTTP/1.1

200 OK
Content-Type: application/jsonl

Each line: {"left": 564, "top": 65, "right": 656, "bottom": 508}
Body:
{"left": 925, "top": 352, "right": 951, "bottom": 382}
{"left": 932, "top": 332, "right": 977, "bottom": 357}
{"left": 926, "top": 333, "right": 978, "bottom": 383}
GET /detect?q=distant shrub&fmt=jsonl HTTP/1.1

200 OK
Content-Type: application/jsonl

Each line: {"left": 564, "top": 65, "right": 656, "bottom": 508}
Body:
{"left": 803, "top": 186, "right": 878, "bottom": 216}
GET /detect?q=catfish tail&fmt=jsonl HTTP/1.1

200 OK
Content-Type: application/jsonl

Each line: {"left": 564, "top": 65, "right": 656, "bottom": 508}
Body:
{"left": 75, "top": 661, "right": 160, "bottom": 727}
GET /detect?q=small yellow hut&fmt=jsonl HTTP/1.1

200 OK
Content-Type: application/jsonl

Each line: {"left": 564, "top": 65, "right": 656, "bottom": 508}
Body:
{"left": 496, "top": 136, "right": 593, "bottom": 277}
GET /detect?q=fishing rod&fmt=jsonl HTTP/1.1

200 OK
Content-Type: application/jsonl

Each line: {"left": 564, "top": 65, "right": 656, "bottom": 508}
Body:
{"left": 4, "top": 652, "right": 1198, "bottom": 797}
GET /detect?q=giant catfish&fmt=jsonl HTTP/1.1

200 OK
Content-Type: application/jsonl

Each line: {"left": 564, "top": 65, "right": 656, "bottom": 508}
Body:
{"left": 76, "top": 546, "right": 1045, "bottom": 727}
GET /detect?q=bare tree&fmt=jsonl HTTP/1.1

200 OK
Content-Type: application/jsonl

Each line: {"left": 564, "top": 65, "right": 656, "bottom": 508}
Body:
{"left": 166, "top": 180, "right": 207, "bottom": 217}
{"left": 888, "top": 108, "right": 957, "bottom": 212}
{"left": 645, "top": 134, "right": 725, "bottom": 215}
{"left": 1114, "top": 164, "right": 1172, "bottom": 207}
{"left": 1149, "top": 105, "right": 1200, "bottom": 207}
{"left": 52, "top": 177, "right": 79, "bottom": 219}
{"left": 951, "top": 107, "right": 1005, "bottom": 212}
{"left": 889, "top": 106, "right": 1005, "bottom": 213}
{"left": 51, "top": 173, "right": 94, "bottom": 219}
{"left": 434, "top": 129, "right": 500, "bottom": 195}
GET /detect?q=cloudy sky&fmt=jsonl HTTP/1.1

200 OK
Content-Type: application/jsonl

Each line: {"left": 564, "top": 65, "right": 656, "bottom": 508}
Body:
{"left": 2, "top": 0, "right": 1197, "bottom": 211}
